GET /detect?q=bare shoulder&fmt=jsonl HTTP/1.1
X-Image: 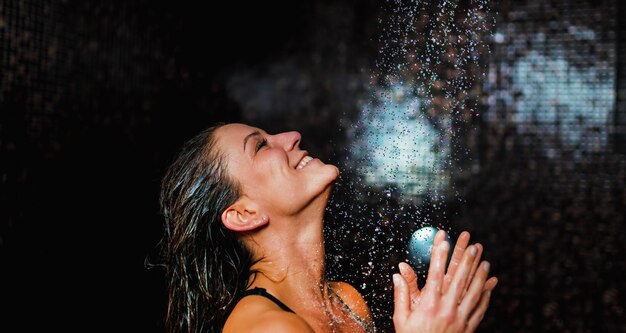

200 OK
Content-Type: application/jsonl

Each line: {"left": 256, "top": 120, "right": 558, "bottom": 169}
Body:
{"left": 329, "top": 281, "right": 373, "bottom": 323}
{"left": 223, "top": 296, "right": 314, "bottom": 333}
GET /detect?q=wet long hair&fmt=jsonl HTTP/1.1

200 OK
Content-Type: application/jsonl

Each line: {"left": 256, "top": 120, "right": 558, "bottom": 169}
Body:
{"left": 159, "top": 124, "right": 256, "bottom": 333}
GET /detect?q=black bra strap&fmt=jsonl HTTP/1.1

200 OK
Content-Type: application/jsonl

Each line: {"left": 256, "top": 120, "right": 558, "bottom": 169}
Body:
{"left": 241, "top": 287, "right": 295, "bottom": 313}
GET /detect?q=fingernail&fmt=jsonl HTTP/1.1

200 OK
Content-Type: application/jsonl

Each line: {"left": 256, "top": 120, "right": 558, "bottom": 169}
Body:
{"left": 469, "top": 245, "right": 477, "bottom": 256}
{"left": 436, "top": 230, "right": 445, "bottom": 240}
{"left": 399, "top": 263, "right": 408, "bottom": 274}
{"left": 440, "top": 241, "right": 449, "bottom": 250}
{"left": 483, "top": 262, "right": 490, "bottom": 272}
{"left": 393, "top": 274, "right": 401, "bottom": 285}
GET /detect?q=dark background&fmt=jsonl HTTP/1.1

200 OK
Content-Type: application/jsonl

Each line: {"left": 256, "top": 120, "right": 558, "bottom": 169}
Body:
{"left": 1, "top": 0, "right": 625, "bottom": 332}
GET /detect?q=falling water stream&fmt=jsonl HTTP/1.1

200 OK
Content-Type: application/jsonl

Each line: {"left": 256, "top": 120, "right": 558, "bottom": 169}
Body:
{"left": 325, "top": 0, "right": 495, "bottom": 329}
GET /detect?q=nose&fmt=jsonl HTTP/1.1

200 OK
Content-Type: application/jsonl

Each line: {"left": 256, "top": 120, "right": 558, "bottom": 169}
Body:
{"left": 276, "top": 131, "right": 301, "bottom": 151}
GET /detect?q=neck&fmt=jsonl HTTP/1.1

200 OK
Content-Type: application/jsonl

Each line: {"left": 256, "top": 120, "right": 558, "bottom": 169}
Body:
{"left": 247, "top": 192, "right": 331, "bottom": 303}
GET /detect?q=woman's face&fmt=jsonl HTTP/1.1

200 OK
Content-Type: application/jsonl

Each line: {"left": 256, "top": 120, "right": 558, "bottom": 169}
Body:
{"left": 216, "top": 123, "right": 339, "bottom": 217}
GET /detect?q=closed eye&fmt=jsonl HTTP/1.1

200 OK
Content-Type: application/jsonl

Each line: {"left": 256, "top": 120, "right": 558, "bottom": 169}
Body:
{"left": 255, "top": 138, "right": 268, "bottom": 152}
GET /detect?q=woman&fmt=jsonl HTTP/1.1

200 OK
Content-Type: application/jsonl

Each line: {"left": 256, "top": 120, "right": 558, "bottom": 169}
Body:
{"left": 160, "top": 123, "right": 498, "bottom": 333}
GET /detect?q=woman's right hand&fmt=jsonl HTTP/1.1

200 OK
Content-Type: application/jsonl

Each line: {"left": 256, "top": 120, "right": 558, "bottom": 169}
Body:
{"left": 392, "top": 231, "right": 497, "bottom": 333}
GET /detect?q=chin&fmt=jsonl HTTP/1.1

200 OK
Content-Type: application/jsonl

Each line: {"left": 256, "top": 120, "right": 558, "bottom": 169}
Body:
{"left": 324, "top": 163, "right": 340, "bottom": 182}
{"left": 331, "top": 164, "right": 340, "bottom": 178}
{"left": 303, "top": 165, "right": 340, "bottom": 209}
{"left": 320, "top": 178, "right": 337, "bottom": 203}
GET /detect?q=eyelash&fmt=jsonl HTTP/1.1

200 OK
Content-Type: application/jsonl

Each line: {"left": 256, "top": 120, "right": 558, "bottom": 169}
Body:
{"left": 255, "top": 138, "right": 268, "bottom": 152}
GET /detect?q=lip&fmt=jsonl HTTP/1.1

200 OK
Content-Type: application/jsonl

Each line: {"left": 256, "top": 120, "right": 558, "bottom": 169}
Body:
{"left": 294, "top": 151, "right": 309, "bottom": 169}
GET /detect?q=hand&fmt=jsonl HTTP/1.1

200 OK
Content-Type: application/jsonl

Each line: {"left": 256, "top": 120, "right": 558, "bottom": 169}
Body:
{"left": 393, "top": 231, "right": 497, "bottom": 333}
{"left": 442, "top": 231, "right": 498, "bottom": 298}
{"left": 398, "top": 231, "right": 498, "bottom": 311}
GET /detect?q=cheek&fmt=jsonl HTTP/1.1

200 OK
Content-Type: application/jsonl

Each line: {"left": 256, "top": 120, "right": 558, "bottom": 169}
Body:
{"left": 246, "top": 163, "right": 289, "bottom": 194}
{"left": 259, "top": 151, "right": 291, "bottom": 179}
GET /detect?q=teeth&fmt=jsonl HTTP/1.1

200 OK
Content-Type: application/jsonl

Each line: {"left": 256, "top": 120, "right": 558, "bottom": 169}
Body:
{"left": 297, "top": 156, "right": 313, "bottom": 169}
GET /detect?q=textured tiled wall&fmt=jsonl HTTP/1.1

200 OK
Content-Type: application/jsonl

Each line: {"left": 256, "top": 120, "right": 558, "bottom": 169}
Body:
{"left": 1, "top": 1, "right": 625, "bottom": 332}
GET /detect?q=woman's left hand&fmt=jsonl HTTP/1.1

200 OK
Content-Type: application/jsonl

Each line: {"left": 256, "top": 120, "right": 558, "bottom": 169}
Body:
{"left": 393, "top": 230, "right": 498, "bottom": 333}
{"left": 398, "top": 231, "right": 498, "bottom": 312}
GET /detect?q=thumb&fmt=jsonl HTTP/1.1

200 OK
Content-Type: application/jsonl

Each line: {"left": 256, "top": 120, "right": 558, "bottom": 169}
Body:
{"left": 393, "top": 274, "right": 410, "bottom": 324}
{"left": 399, "top": 262, "right": 421, "bottom": 303}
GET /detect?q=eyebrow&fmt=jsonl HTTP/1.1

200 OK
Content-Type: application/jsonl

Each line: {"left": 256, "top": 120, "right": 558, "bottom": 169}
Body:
{"left": 243, "top": 131, "right": 262, "bottom": 152}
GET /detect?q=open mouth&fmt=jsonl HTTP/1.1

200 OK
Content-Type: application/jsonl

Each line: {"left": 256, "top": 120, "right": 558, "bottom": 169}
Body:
{"left": 296, "top": 156, "right": 313, "bottom": 169}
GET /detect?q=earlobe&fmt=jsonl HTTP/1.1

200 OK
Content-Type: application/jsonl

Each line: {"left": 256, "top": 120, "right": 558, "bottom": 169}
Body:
{"left": 221, "top": 204, "right": 269, "bottom": 232}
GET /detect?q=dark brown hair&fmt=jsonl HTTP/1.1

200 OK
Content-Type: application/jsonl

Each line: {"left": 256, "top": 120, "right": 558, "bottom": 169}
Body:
{"left": 160, "top": 124, "right": 255, "bottom": 333}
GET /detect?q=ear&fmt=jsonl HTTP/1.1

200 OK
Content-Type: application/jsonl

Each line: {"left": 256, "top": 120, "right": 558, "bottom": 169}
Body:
{"left": 221, "top": 198, "right": 269, "bottom": 232}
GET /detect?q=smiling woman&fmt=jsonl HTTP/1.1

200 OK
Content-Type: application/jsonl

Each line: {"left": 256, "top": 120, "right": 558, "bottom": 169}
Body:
{"left": 159, "top": 123, "right": 498, "bottom": 333}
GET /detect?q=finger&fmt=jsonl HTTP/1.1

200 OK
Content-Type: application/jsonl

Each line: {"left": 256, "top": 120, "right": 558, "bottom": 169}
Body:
{"left": 447, "top": 231, "right": 471, "bottom": 276}
{"left": 392, "top": 274, "right": 410, "bottom": 324}
{"left": 458, "top": 261, "right": 490, "bottom": 320}
{"left": 423, "top": 234, "right": 449, "bottom": 302}
{"left": 463, "top": 289, "right": 492, "bottom": 333}
{"left": 433, "top": 228, "right": 447, "bottom": 247}
{"left": 484, "top": 276, "right": 498, "bottom": 292}
{"left": 399, "top": 262, "right": 421, "bottom": 306}
{"left": 442, "top": 231, "right": 470, "bottom": 294}
{"left": 462, "top": 243, "right": 483, "bottom": 296}
{"left": 444, "top": 245, "right": 476, "bottom": 306}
